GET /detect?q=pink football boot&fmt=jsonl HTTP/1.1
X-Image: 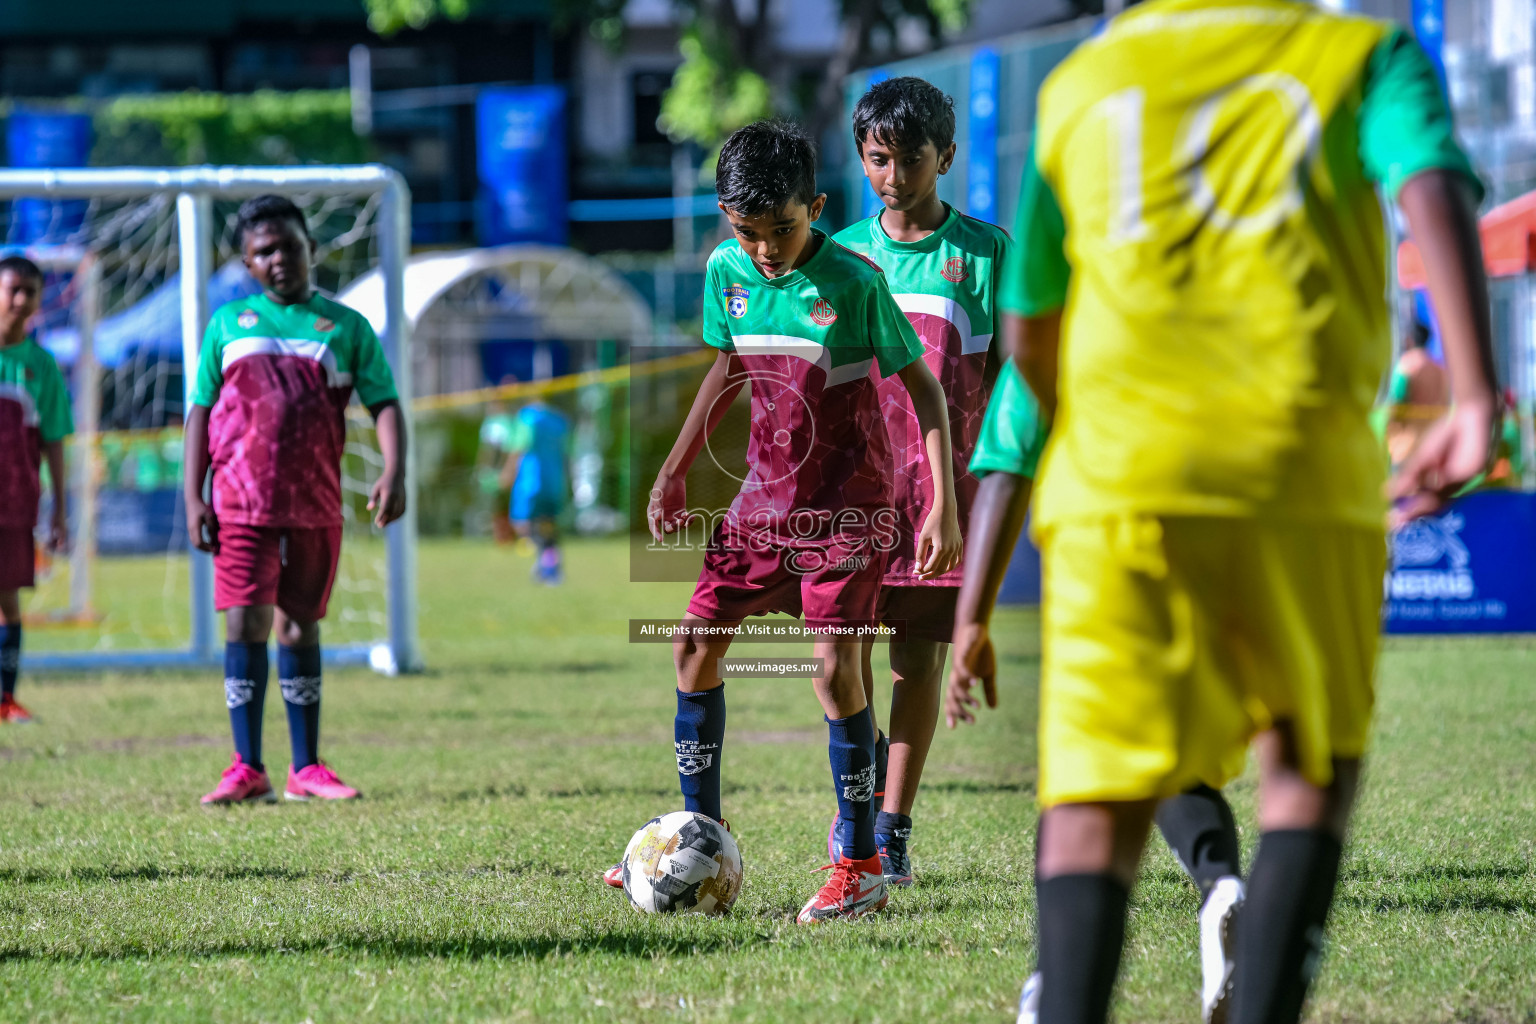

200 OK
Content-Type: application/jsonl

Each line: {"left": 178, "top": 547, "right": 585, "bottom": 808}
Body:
{"left": 201, "top": 753, "right": 277, "bottom": 805}
{"left": 285, "top": 761, "right": 361, "bottom": 801}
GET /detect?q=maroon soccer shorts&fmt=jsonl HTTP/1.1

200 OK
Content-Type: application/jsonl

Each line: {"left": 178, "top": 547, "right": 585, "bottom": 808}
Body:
{"left": 687, "top": 529, "right": 884, "bottom": 631}
{"left": 0, "top": 528, "right": 35, "bottom": 590}
{"left": 213, "top": 523, "right": 343, "bottom": 622}
{"left": 875, "top": 584, "right": 960, "bottom": 644}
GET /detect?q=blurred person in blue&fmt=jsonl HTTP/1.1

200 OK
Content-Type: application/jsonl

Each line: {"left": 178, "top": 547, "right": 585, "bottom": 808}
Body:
{"left": 500, "top": 398, "right": 571, "bottom": 583}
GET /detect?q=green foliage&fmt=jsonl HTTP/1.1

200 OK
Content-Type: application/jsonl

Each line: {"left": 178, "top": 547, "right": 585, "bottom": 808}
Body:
{"left": 658, "top": 26, "right": 773, "bottom": 149}
{"left": 91, "top": 90, "right": 369, "bottom": 167}
{"left": 2, "top": 544, "right": 1536, "bottom": 1021}
{"left": 361, "top": 0, "right": 475, "bottom": 35}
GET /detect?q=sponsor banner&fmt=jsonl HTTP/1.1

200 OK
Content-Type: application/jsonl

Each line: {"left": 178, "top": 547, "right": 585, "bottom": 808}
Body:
{"left": 1385, "top": 490, "right": 1536, "bottom": 633}
{"left": 476, "top": 86, "right": 568, "bottom": 246}
{"left": 966, "top": 48, "right": 1000, "bottom": 223}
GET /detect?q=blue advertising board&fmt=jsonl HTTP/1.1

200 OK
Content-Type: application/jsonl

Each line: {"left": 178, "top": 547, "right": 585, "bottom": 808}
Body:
{"left": 1384, "top": 489, "right": 1536, "bottom": 634}
{"left": 476, "top": 86, "right": 568, "bottom": 247}
{"left": 860, "top": 68, "right": 891, "bottom": 220}
{"left": 966, "top": 49, "right": 1000, "bottom": 224}
{"left": 6, "top": 110, "right": 92, "bottom": 244}
{"left": 1411, "top": 0, "right": 1446, "bottom": 88}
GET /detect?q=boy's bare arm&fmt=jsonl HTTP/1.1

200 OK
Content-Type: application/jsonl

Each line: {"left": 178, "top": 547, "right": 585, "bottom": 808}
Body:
{"left": 370, "top": 401, "right": 408, "bottom": 528}
{"left": 648, "top": 350, "right": 745, "bottom": 541}
{"left": 43, "top": 440, "right": 67, "bottom": 553}
{"left": 1004, "top": 311, "right": 1062, "bottom": 420}
{"left": 946, "top": 471, "right": 1032, "bottom": 727}
{"left": 894, "top": 357, "right": 962, "bottom": 577}
{"left": 1390, "top": 170, "right": 1500, "bottom": 524}
{"left": 183, "top": 404, "right": 219, "bottom": 554}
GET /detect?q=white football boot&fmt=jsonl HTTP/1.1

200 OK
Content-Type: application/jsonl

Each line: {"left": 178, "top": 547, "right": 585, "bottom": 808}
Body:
{"left": 1200, "top": 875, "right": 1245, "bottom": 1024}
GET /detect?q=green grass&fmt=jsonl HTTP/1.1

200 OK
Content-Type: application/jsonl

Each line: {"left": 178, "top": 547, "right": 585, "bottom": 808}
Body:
{"left": 2, "top": 536, "right": 1534, "bottom": 1023}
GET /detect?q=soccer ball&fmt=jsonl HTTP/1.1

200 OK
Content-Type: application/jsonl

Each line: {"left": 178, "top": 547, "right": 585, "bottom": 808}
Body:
{"left": 621, "top": 811, "right": 743, "bottom": 915}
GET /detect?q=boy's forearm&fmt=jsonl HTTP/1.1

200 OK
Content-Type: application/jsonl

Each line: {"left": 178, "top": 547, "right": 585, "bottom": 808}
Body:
{"left": 955, "top": 472, "right": 1032, "bottom": 628}
{"left": 902, "top": 360, "right": 957, "bottom": 503}
{"left": 661, "top": 353, "right": 743, "bottom": 479}
{"left": 374, "top": 402, "right": 408, "bottom": 479}
{"left": 183, "top": 405, "right": 212, "bottom": 505}
{"left": 1397, "top": 171, "right": 1498, "bottom": 408}
{"left": 1005, "top": 311, "right": 1062, "bottom": 420}
{"left": 44, "top": 441, "right": 66, "bottom": 509}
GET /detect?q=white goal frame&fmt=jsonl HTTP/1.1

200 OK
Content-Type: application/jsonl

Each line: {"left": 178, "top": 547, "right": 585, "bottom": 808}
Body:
{"left": 0, "top": 166, "right": 420, "bottom": 675}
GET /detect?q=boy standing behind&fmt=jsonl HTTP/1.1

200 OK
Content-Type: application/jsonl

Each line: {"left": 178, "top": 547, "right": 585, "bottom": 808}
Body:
{"left": 828, "top": 77, "right": 1011, "bottom": 884}
{"left": 644, "top": 120, "right": 961, "bottom": 922}
{"left": 0, "top": 257, "right": 72, "bottom": 724}
{"left": 186, "top": 195, "right": 407, "bottom": 806}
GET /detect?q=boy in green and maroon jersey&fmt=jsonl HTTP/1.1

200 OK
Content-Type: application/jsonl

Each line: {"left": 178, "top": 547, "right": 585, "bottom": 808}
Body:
{"left": 827, "top": 77, "right": 1012, "bottom": 883}
{"left": 0, "top": 257, "right": 72, "bottom": 725}
{"left": 185, "top": 195, "right": 407, "bottom": 806}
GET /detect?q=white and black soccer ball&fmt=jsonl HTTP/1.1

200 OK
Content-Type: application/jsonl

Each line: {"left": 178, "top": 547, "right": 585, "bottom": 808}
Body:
{"left": 621, "top": 811, "right": 743, "bottom": 915}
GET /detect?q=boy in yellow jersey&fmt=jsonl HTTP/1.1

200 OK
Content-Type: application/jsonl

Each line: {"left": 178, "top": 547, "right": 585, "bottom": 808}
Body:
{"left": 953, "top": 2, "right": 1499, "bottom": 1022}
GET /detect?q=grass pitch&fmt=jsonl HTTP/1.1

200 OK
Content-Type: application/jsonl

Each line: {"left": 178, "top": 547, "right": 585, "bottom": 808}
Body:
{"left": 2, "top": 537, "right": 1534, "bottom": 1023}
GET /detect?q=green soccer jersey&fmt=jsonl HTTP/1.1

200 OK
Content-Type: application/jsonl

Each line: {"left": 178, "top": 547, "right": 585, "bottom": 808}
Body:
{"left": 969, "top": 361, "right": 1049, "bottom": 481}
{"left": 834, "top": 205, "right": 1012, "bottom": 585}
{"left": 192, "top": 291, "right": 398, "bottom": 528}
{"left": 0, "top": 338, "right": 73, "bottom": 529}
{"left": 701, "top": 230, "right": 923, "bottom": 540}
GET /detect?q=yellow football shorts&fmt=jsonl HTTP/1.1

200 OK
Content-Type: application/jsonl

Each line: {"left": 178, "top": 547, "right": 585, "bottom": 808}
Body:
{"left": 1037, "top": 515, "right": 1384, "bottom": 808}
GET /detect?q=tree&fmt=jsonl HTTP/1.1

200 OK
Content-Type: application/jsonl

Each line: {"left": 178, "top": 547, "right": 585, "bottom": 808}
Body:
{"left": 362, "top": 0, "right": 978, "bottom": 150}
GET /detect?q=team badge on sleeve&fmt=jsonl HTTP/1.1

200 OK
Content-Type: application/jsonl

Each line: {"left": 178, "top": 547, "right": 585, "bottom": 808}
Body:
{"left": 236, "top": 310, "right": 259, "bottom": 329}
{"left": 810, "top": 298, "right": 837, "bottom": 326}
{"left": 942, "top": 257, "right": 969, "bottom": 283}
{"left": 724, "top": 284, "right": 749, "bottom": 319}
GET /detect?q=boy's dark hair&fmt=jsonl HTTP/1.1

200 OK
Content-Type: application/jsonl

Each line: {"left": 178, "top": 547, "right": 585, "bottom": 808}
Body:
{"left": 234, "top": 194, "right": 310, "bottom": 248}
{"left": 853, "top": 77, "right": 956, "bottom": 156}
{"left": 0, "top": 255, "right": 44, "bottom": 285}
{"left": 715, "top": 120, "right": 818, "bottom": 216}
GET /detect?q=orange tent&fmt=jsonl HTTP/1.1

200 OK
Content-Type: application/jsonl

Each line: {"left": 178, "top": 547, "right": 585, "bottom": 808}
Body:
{"left": 1398, "top": 188, "right": 1536, "bottom": 288}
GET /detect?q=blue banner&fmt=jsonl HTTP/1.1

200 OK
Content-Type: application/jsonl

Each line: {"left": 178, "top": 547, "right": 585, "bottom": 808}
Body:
{"left": 1385, "top": 490, "right": 1536, "bottom": 633}
{"left": 6, "top": 110, "right": 92, "bottom": 244}
{"left": 967, "top": 49, "right": 1000, "bottom": 224}
{"left": 1411, "top": 0, "right": 1446, "bottom": 89}
{"left": 476, "top": 86, "right": 568, "bottom": 246}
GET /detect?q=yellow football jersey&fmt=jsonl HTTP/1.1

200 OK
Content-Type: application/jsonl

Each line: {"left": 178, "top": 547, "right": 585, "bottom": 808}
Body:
{"left": 1015, "top": 0, "right": 1470, "bottom": 530}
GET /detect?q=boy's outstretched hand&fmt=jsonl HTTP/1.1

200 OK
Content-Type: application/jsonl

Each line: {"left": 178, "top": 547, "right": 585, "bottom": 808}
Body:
{"left": 1387, "top": 399, "right": 1500, "bottom": 526}
{"left": 368, "top": 470, "right": 407, "bottom": 529}
{"left": 647, "top": 473, "right": 694, "bottom": 543}
{"left": 186, "top": 496, "right": 220, "bottom": 554}
{"left": 914, "top": 503, "right": 962, "bottom": 579}
{"left": 946, "top": 619, "right": 997, "bottom": 727}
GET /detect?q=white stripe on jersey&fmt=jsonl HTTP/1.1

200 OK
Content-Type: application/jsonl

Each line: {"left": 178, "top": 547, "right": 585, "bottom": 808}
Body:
{"left": 891, "top": 293, "right": 991, "bottom": 355}
{"left": 0, "top": 382, "right": 39, "bottom": 426}
{"left": 221, "top": 337, "right": 353, "bottom": 388}
{"left": 731, "top": 334, "right": 873, "bottom": 388}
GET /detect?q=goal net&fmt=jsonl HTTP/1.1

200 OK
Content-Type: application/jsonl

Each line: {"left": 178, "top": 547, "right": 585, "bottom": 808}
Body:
{"left": 1, "top": 167, "right": 417, "bottom": 675}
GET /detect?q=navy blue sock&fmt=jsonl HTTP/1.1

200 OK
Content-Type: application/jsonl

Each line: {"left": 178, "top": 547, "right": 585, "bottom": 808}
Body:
{"left": 279, "top": 644, "right": 323, "bottom": 770}
{"left": 875, "top": 810, "right": 912, "bottom": 846}
{"left": 1, "top": 624, "right": 20, "bottom": 699}
{"left": 675, "top": 686, "right": 725, "bottom": 821}
{"left": 224, "top": 641, "right": 268, "bottom": 768}
{"left": 828, "top": 708, "right": 877, "bottom": 861}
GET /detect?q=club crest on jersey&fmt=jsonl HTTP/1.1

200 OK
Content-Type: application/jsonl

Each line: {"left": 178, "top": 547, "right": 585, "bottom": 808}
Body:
{"left": 724, "top": 284, "right": 750, "bottom": 319}
{"left": 314, "top": 317, "right": 336, "bottom": 332}
{"left": 942, "top": 256, "right": 968, "bottom": 283}
{"left": 236, "top": 310, "right": 259, "bottom": 329}
{"left": 810, "top": 298, "right": 837, "bottom": 326}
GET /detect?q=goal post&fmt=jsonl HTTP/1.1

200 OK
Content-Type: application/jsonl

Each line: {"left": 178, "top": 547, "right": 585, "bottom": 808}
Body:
{"left": 0, "top": 165, "right": 420, "bottom": 675}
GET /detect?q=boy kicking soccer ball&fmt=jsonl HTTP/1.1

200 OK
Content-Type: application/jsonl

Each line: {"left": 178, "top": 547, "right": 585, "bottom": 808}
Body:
{"left": 948, "top": 362, "right": 1245, "bottom": 1023}
{"left": 619, "top": 119, "right": 961, "bottom": 923}
{"left": 958, "top": 3, "right": 1497, "bottom": 1021}
{"left": 186, "top": 195, "right": 407, "bottom": 806}
{"left": 0, "top": 257, "right": 72, "bottom": 725}
{"left": 825, "top": 76, "right": 1011, "bottom": 886}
